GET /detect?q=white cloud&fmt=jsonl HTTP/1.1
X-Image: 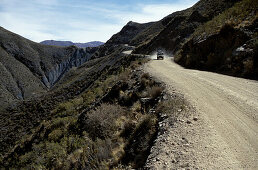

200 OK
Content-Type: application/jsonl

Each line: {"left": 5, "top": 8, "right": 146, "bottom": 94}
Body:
{"left": 0, "top": 0, "right": 198, "bottom": 43}
{"left": 113, "top": 3, "right": 195, "bottom": 24}
{"left": 0, "top": 12, "right": 59, "bottom": 41}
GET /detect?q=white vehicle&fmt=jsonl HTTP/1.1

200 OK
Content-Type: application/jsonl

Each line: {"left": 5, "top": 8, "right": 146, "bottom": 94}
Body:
{"left": 157, "top": 50, "right": 164, "bottom": 60}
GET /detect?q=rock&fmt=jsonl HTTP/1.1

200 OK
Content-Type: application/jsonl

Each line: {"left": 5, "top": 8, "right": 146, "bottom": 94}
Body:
{"left": 161, "top": 114, "right": 168, "bottom": 120}
{"left": 186, "top": 120, "right": 192, "bottom": 124}
{"left": 149, "top": 109, "right": 156, "bottom": 113}
{"left": 193, "top": 117, "right": 198, "bottom": 121}
{"left": 183, "top": 143, "right": 190, "bottom": 147}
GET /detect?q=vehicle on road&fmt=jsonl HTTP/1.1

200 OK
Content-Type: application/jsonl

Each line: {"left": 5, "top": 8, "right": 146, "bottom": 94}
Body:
{"left": 157, "top": 50, "right": 164, "bottom": 60}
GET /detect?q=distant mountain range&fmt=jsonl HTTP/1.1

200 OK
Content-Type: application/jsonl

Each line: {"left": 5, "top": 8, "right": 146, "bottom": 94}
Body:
{"left": 40, "top": 40, "right": 104, "bottom": 48}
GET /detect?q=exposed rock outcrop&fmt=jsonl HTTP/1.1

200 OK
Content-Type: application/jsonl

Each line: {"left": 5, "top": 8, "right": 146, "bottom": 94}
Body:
{"left": 43, "top": 48, "right": 93, "bottom": 87}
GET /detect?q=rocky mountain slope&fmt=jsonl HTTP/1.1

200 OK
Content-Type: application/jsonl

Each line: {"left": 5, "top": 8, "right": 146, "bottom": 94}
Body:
{"left": 134, "top": 0, "right": 242, "bottom": 53}
{"left": 0, "top": 27, "right": 97, "bottom": 108}
{"left": 101, "top": 0, "right": 257, "bottom": 79}
{"left": 40, "top": 40, "right": 104, "bottom": 48}
{"left": 175, "top": 0, "right": 258, "bottom": 79}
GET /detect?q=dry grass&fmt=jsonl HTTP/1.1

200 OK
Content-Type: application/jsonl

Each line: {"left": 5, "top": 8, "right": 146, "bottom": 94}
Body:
{"left": 193, "top": 0, "right": 258, "bottom": 38}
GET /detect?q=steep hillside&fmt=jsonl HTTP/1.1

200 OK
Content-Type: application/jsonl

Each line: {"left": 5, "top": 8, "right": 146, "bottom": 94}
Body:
{"left": 134, "top": 0, "right": 241, "bottom": 54}
{"left": 0, "top": 45, "right": 165, "bottom": 169}
{"left": 105, "top": 21, "right": 154, "bottom": 46}
{"left": 175, "top": 0, "right": 258, "bottom": 79}
{"left": 0, "top": 27, "right": 168, "bottom": 169}
{"left": 0, "top": 27, "right": 97, "bottom": 108}
{"left": 40, "top": 40, "right": 104, "bottom": 48}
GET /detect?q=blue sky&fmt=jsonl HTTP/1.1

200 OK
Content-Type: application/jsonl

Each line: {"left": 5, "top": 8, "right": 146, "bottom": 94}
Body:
{"left": 0, "top": 0, "right": 198, "bottom": 43}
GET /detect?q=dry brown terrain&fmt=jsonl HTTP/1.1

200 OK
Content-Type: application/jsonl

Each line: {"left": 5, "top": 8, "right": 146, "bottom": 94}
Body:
{"left": 144, "top": 57, "right": 258, "bottom": 169}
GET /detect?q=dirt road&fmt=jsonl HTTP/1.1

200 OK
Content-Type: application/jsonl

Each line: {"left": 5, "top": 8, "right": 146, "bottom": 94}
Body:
{"left": 145, "top": 57, "right": 258, "bottom": 169}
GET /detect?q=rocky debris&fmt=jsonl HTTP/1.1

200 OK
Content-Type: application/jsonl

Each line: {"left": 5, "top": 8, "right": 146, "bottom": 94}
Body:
{"left": 193, "top": 117, "right": 198, "bottom": 121}
{"left": 144, "top": 88, "right": 199, "bottom": 169}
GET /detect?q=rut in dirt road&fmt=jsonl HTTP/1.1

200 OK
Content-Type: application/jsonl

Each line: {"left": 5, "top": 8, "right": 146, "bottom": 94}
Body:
{"left": 145, "top": 57, "right": 258, "bottom": 169}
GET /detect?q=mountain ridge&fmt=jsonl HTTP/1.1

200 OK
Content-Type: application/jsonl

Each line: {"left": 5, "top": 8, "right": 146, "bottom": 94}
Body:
{"left": 40, "top": 40, "right": 104, "bottom": 48}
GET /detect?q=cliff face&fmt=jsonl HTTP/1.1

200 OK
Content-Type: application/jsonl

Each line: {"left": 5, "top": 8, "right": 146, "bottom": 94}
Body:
{"left": 43, "top": 48, "right": 93, "bottom": 87}
{"left": 0, "top": 27, "right": 97, "bottom": 107}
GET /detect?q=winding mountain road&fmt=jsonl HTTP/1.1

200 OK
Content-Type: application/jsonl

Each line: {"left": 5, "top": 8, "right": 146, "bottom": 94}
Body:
{"left": 145, "top": 57, "right": 258, "bottom": 169}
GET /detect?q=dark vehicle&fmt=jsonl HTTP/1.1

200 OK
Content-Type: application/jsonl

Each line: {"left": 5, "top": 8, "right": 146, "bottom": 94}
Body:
{"left": 157, "top": 50, "right": 164, "bottom": 60}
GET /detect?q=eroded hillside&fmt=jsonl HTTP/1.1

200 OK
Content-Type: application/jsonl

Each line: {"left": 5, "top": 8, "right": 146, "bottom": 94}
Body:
{"left": 0, "top": 27, "right": 97, "bottom": 108}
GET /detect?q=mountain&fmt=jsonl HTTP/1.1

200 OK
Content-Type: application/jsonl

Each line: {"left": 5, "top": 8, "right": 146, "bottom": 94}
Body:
{"left": 126, "top": 0, "right": 257, "bottom": 79}
{"left": 102, "top": 0, "right": 242, "bottom": 52}
{"left": 100, "top": 0, "right": 257, "bottom": 80}
{"left": 0, "top": 26, "right": 98, "bottom": 108}
{"left": 133, "top": 0, "right": 242, "bottom": 53}
{"left": 0, "top": 0, "right": 257, "bottom": 168}
{"left": 105, "top": 21, "right": 154, "bottom": 46}
{"left": 0, "top": 26, "right": 148, "bottom": 169}
{"left": 0, "top": 25, "right": 135, "bottom": 161}
{"left": 40, "top": 40, "right": 104, "bottom": 48}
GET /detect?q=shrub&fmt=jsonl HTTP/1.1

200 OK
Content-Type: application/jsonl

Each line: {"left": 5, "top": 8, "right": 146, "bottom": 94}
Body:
{"left": 140, "top": 73, "right": 156, "bottom": 89}
{"left": 148, "top": 86, "right": 164, "bottom": 99}
{"left": 141, "top": 73, "right": 150, "bottom": 79}
{"left": 48, "top": 128, "right": 63, "bottom": 142}
{"left": 122, "top": 115, "right": 157, "bottom": 168}
{"left": 243, "top": 59, "right": 254, "bottom": 76}
{"left": 84, "top": 104, "right": 125, "bottom": 139}
{"left": 120, "top": 121, "right": 136, "bottom": 139}
{"left": 118, "top": 69, "right": 131, "bottom": 82}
